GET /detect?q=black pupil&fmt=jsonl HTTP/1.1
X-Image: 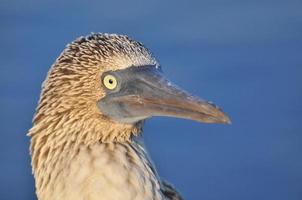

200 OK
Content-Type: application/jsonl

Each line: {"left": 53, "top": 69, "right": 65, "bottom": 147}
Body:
{"left": 109, "top": 79, "right": 113, "bottom": 84}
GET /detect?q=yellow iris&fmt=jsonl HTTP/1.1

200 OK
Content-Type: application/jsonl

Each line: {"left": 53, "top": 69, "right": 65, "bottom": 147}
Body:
{"left": 103, "top": 74, "right": 118, "bottom": 90}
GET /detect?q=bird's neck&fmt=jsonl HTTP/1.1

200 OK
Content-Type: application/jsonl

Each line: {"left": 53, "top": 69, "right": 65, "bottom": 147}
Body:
{"left": 29, "top": 113, "right": 164, "bottom": 200}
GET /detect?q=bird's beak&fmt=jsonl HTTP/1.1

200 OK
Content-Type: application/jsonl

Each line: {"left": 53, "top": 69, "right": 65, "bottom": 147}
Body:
{"left": 98, "top": 65, "right": 231, "bottom": 124}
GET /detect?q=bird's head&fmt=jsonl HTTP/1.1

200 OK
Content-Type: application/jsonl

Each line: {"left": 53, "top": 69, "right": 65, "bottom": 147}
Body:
{"left": 32, "top": 33, "right": 230, "bottom": 142}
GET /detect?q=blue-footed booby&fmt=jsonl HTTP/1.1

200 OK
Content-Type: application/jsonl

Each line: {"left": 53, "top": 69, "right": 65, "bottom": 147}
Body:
{"left": 28, "top": 33, "right": 230, "bottom": 200}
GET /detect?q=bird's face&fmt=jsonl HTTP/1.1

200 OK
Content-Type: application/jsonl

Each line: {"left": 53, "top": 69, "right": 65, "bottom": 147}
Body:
{"left": 98, "top": 64, "right": 230, "bottom": 124}
{"left": 36, "top": 34, "right": 230, "bottom": 140}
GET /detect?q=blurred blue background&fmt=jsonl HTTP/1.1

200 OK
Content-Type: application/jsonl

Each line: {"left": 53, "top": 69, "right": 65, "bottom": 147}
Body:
{"left": 1, "top": 0, "right": 302, "bottom": 199}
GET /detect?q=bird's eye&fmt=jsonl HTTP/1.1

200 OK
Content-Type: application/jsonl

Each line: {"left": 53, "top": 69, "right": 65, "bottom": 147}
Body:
{"left": 103, "top": 74, "right": 118, "bottom": 90}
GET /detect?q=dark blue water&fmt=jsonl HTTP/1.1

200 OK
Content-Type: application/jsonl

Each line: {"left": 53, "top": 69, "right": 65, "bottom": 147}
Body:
{"left": 1, "top": 0, "right": 301, "bottom": 199}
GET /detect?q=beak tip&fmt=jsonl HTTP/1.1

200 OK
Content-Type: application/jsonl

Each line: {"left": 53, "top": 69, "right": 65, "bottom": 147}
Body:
{"left": 225, "top": 118, "right": 232, "bottom": 125}
{"left": 212, "top": 108, "right": 231, "bottom": 124}
{"left": 221, "top": 114, "right": 231, "bottom": 125}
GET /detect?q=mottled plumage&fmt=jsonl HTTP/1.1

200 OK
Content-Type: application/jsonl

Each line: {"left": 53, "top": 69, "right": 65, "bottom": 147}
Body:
{"left": 28, "top": 33, "right": 183, "bottom": 200}
{"left": 29, "top": 32, "right": 231, "bottom": 200}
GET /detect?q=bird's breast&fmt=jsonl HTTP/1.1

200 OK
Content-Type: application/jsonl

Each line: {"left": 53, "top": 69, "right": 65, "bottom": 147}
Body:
{"left": 47, "top": 141, "right": 164, "bottom": 200}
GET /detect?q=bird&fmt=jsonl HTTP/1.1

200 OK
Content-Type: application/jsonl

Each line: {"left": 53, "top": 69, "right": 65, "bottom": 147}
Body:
{"left": 28, "top": 33, "right": 230, "bottom": 200}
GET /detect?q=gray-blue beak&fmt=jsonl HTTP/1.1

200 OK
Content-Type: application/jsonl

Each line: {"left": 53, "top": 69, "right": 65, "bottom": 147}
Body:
{"left": 98, "top": 65, "right": 231, "bottom": 124}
